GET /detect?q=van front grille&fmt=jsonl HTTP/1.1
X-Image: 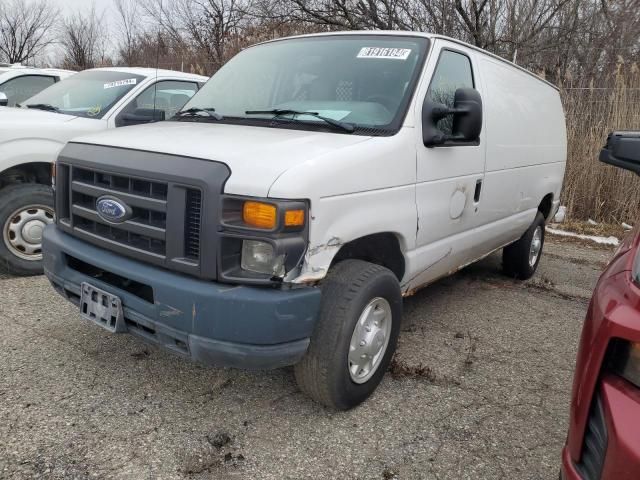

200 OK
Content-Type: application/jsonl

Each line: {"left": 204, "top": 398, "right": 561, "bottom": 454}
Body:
{"left": 57, "top": 164, "right": 204, "bottom": 274}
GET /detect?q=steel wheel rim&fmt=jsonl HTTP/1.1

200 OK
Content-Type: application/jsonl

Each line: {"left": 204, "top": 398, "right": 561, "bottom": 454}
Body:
{"left": 3, "top": 204, "right": 55, "bottom": 261}
{"left": 348, "top": 297, "right": 392, "bottom": 384}
{"left": 529, "top": 226, "right": 543, "bottom": 267}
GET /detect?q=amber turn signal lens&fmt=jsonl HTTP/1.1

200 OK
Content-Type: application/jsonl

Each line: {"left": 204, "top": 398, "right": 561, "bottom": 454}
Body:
{"left": 284, "top": 209, "right": 305, "bottom": 227}
{"left": 243, "top": 201, "right": 277, "bottom": 229}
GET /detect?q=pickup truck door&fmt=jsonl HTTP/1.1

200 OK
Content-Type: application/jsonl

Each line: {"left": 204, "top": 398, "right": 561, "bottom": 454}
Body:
{"left": 408, "top": 41, "right": 488, "bottom": 290}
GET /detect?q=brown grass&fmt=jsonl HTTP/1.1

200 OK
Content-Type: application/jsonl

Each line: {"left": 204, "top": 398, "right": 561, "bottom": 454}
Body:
{"left": 550, "top": 220, "right": 627, "bottom": 238}
{"left": 561, "top": 64, "right": 640, "bottom": 224}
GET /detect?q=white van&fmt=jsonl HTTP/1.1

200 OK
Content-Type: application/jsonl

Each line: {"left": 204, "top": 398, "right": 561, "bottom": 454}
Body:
{"left": 0, "top": 67, "right": 208, "bottom": 274}
{"left": 43, "top": 32, "right": 566, "bottom": 409}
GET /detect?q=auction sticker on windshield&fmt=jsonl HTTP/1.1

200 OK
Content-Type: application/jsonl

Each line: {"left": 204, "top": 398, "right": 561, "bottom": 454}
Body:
{"left": 357, "top": 47, "right": 412, "bottom": 60}
{"left": 104, "top": 79, "right": 137, "bottom": 89}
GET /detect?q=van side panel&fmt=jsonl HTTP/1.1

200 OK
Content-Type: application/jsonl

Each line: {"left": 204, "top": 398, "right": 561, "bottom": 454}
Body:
{"left": 479, "top": 57, "right": 567, "bottom": 230}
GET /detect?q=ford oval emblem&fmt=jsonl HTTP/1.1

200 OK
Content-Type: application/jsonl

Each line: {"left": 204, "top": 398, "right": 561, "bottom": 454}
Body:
{"left": 96, "top": 196, "right": 131, "bottom": 223}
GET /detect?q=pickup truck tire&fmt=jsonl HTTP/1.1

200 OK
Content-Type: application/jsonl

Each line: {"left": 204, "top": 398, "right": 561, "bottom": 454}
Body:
{"left": 0, "top": 183, "right": 54, "bottom": 276}
{"left": 294, "top": 259, "right": 402, "bottom": 410}
{"left": 502, "top": 211, "right": 545, "bottom": 280}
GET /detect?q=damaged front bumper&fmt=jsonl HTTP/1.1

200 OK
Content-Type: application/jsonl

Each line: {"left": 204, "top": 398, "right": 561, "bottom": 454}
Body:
{"left": 43, "top": 226, "right": 322, "bottom": 369}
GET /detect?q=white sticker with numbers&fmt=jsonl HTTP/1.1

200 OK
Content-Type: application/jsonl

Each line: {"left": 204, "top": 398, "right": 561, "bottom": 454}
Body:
{"left": 103, "top": 78, "right": 137, "bottom": 89}
{"left": 357, "top": 47, "right": 412, "bottom": 60}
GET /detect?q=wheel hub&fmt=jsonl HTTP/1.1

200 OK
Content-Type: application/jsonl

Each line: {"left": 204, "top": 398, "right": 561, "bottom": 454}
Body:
{"left": 3, "top": 205, "right": 54, "bottom": 261}
{"left": 529, "top": 226, "right": 543, "bottom": 267}
{"left": 348, "top": 297, "right": 392, "bottom": 384}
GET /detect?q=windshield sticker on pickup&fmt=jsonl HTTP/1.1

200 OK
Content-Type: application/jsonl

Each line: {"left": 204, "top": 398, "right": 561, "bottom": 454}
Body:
{"left": 357, "top": 47, "right": 412, "bottom": 60}
{"left": 103, "top": 78, "right": 137, "bottom": 89}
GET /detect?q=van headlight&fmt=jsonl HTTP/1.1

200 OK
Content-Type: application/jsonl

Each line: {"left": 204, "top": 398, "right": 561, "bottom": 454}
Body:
{"left": 219, "top": 196, "right": 309, "bottom": 284}
{"left": 241, "top": 240, "right": 285, "bottom": 276}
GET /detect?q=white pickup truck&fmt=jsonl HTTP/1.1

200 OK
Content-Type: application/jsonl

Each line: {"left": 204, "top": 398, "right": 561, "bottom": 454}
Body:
{"left": 0, "top": 64, "right": 75, "bottom": 108}
{"left": 0, "top": 67, "right": 208, "bottom": 274}
{"left": 43, "top": 32, "right": 566, "bottom": 409}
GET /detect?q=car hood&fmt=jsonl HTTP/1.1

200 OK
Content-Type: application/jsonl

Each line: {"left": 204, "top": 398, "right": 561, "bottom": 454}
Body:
{"left": 72, "top": 121, "right": 374, "bottom": 197}
{"left": 0, "top": 108, "right": 105, "bottom": 145}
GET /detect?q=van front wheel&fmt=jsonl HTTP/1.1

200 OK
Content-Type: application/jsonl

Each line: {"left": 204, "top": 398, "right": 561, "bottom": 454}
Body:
{"left": 294, "top": 260, "right": 402, "bottom": 410}
{"left": 503, "top": 211, "right": 546, "bottom": 280}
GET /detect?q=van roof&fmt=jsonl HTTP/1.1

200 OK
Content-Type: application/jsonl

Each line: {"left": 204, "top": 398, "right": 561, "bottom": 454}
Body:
{"left": 255, "top": 30, "right": 559, "bottom": 91}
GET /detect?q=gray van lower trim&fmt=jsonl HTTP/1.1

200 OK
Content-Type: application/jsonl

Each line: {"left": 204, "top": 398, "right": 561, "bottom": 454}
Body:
{"left": 43, "top": 225, "right": 321, "bottom": 370}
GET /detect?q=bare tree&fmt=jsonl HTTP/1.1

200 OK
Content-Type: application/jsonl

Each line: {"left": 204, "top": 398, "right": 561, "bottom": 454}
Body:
{"left": 145, "top": 0, "right": 255, "bottom": 72}
{"left": 60, "top": 5, "right": 108, "bottom": 70}
{"left": 0, "top": 0, "right": 58, "bottom": 64}
{"left": 114, "top": 0, "right": 144, "bottom": 66}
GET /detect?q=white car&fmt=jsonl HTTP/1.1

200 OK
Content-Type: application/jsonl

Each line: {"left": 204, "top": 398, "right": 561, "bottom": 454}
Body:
{"left": 0, "top": 64, "right": 75, "bottom": 107}
{"left": 43, "top": 32, "right": 566, "bottom": 409}
{"left": 0, "top": 67, "right": 208, "bottom": 275}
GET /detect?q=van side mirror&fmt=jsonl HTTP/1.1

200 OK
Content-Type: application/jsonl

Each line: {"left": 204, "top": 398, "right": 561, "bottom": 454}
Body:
{"left": 118, "top": 108, "right": 165, "bottom": 127}
{"left": 600, "top": 131, "right": 640, "bottom": 174}
{"left": 0, "top": 92, "right": 8, "bottom": 107}
{"left": 422, "top": 87, "right": 483, "bottom": 147}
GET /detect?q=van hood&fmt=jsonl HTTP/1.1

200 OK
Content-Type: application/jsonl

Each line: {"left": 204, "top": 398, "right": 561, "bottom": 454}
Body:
{"left": 0, "top": 108, "right": 105, "bottom": 145}
{"left": 73, "top": 121, "right": 374, "bottom": 197}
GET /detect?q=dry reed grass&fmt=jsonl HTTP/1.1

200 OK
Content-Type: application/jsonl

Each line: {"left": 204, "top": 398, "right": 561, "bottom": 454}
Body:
{"left": 561, "top": 64, "right": 640, "bottom": 224}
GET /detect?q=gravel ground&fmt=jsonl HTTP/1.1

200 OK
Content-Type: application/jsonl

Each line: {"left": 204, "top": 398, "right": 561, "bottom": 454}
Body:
{"left": 0, "top": 237, "right": 614, "bottom": 479}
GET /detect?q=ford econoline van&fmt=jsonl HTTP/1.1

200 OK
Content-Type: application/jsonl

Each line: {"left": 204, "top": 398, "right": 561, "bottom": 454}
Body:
{"left": 43, "top": 32, "right": 566, "bottom": 409}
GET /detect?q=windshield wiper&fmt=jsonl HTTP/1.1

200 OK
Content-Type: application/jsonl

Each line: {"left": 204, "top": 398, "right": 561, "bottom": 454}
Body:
{"left": 174, "top": 107, "right": 223, "bottom": 120}
{"left": 26, "top": 103, "right": 59, "bottom": 112}
{"left": 245, "top": 109, "right": 355, "bottom": 133}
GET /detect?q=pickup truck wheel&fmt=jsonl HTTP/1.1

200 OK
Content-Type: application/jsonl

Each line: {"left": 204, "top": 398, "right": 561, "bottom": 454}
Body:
{"left": 0, "top": 184, "right": 54, "bottom": 276}
{"left": 294, "top": 259, "right": 402, "bottom": 410}
{"left": 502, "top": 211, "right": 545, "bottom": 280}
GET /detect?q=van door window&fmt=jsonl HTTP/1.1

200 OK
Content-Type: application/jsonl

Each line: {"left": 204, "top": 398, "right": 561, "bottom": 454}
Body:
{"left": 116, "top": 80, "right": 199, "bottom": 126}
{"left": 426, "top": 50, "right": 474, "bottom": 135}
{"left": 0, "top": 75, "right": 56, "bottom": 107}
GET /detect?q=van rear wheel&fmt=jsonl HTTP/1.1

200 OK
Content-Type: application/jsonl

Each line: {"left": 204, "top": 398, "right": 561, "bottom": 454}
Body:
{"left": 502, "top": 211, "right": 545, "bottom": 280}
{"left": 294, "top": 260, "right": 402, "bottom": 410}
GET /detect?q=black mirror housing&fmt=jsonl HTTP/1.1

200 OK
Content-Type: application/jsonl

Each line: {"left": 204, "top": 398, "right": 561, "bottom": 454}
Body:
{"left": 452, "top": 88, "right": 482, "bottom": 142}
{"left": 119, "top": 108, "right": 165, "bottom": 126}
{"left": 0, "top": 92, "right": 8, "bottom": 107}
{"left": 422, "top": 87, "right": 483, "bottom": 147}
{"left": 600, "top": 131, "right": 640, "bottom": 174}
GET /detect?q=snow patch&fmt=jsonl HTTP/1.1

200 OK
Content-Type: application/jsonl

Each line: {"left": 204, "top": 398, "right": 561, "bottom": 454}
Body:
{"left": 546, "top": 227, "right": 619, "bottom": 246}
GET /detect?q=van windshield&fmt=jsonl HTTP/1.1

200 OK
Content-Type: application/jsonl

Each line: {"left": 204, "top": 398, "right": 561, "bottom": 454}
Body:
{"left": 179, "top": 35, "right": 429, "bottom": 135}
{"left": 23, "top": 70, "right": 145, "bottom": 119}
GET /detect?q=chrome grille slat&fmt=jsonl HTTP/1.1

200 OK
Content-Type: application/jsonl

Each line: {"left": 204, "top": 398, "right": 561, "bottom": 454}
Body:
{"left": 71, "top": 180, "right": 167, "bottom": 212}
{"left": 71, "top": 205, "right": 166, "bottom": 240}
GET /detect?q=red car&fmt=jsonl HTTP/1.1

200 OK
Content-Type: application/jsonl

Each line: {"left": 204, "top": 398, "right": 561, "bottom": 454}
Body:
{"left": 562, "top": 131, "right": 640, "bottom": 479}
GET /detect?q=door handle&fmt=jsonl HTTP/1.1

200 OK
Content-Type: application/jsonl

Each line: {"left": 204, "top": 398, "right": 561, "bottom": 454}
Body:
{"left": 474, "top": 179, "right": 482, "bottom": 203}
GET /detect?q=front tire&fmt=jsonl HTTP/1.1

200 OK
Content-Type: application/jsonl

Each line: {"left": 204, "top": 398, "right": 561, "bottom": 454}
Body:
{"left": 294, "top": 260, "right": 402, "bottom": 410}
{"left": 0, "top": 183, "right": 54, "bottom": 276}
{"left": 502, "top": 211, "right": 545, "bottom": 280}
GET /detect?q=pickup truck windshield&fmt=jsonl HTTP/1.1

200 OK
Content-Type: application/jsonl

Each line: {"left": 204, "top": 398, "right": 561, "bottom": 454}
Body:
{"left": 23, "top": 70, "right": 145, "bottom": 119}
{"left": 179, "top": 35, "right": 429, "bottom": 134}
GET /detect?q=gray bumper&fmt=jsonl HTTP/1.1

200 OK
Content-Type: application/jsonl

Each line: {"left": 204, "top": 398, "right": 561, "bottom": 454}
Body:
{"left": 43, "top": 226, "right": 321, "bottom": 369}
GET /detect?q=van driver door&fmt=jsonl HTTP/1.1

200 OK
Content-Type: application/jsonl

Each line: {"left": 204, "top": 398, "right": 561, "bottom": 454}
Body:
{"left": 409, "top": 40, "right": 488, "bottom": 289}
